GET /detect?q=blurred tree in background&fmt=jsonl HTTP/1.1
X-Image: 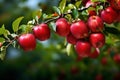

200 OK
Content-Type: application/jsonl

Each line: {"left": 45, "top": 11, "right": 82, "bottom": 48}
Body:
{"left": 0, "top": 0, "right": 120, "bottom": 80}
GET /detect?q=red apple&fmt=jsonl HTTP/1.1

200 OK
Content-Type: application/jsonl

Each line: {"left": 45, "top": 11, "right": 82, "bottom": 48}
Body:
{"left": 114, "top": 73, "right": 120, "bottom": 80}
{"left": 55, "top": 18, "right": 70, "bottom": 37}
{"left": 18, "top": 33, "right": 36, "bottom": 51}
{"left": 87, "top": 16, "right": 104, "bottom": 32}
{"left": 116, "top": 11, "right": 120, "bottom": 22}
{"left": 33, "top": 23, "right": 50, "bottom": 41}
{"left": 101, "top": 57, "right": 107, "bottom": 65}
{"left": 70, "top": 20, "right": 89, "bottom": 39}
{"left": 89, "top": 48, "right": 100, "bottom": 58}
{"left": 89, "top": 33, "right": 105, "bottom": 48}
{"left": 95, "top": 74, "right": 103, "bottom": 80}
{"left": 66, "top": 33, "right": 78, "bottom": 45}
{"left": 76, "top": 56, "right": 83, "bottom": 62}
{"left": 100, "top": 6, "right": 118, "bottom": 24}
{"left": 70, "top": 66, "right": 79, "bottom": 75}
{"left": 113, "top": 54, "right": 120, "bottom": 64}
{"left": 109, "top": 0, "right": 120, "bottom": 10}
{"left": 75, "top": 40, "right": 91, "bottom": 57}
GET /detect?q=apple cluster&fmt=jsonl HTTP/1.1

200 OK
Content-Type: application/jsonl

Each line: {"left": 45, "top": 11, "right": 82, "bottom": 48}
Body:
{"left": 17, "top": 0, "right": 120, "bottom": 59}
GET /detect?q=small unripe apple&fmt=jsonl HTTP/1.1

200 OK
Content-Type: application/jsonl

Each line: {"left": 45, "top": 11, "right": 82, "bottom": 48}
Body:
{"left": 113, "top": 54, "right": 120, "bottom": 64}
{"left": 18, "top": 33, "right": 36, "bottom": 51}
{"left": 100, "top": 6, "right": 118, "bottom": 24}
{"left": 70, "top": 20, "right": 89, "bottom": 39}
{"left": 55, "top": 18, "right": 70, "bottom": 37}
{"left": 89, "top": 33, "right": 105, "bottom": 48}
{"left": 33, "top": 23, "right": 50, "bottom": 41}
{"left": 89, "top": 48, "right": 100, "bottom": 58}
{"left": 66, "top": 33, "right": 78, "bottom": 45}
{"left": 75, "top": 40, "right": 91, "bottom": 57}
{"left": 87, "top": 16, "right": 104, "bottom": 32}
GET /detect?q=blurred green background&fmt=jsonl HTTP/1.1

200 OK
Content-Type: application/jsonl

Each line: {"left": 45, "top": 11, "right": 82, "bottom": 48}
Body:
{"left": 0, "top": 0, "right": 120, "bottom": 80}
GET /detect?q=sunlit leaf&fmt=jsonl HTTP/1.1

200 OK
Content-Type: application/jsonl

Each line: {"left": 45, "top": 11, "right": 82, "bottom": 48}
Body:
{"left": 0, "top": 24, "right": 6, "bottom": 35}
{"left": 0, "top": 46, "right": 6, "bottom": 60}
{"left": 75, "top": 1, "right": 82, "bottom": 8}
{"left": 0, "top": 38, "right": 5, "bottom": 43}
{"left": 12, "top": 16, "right": 24, "bottom": 32}
{"left": 33, "top": 9, "right": 42, "bottom": 19}
{"left": 53, "top": 6, "right": 61, "bottom": 15}
{"left": 19, "top": 24, "right": 32, "bottom": 34}
{"left": 59, "top": 0, "right": 66, "bottom": 13}
{"left": 49, "top": 22, "right": 56, "bottom": 31}
{"left": 66, "top": 43, "right": 73, "bottom": 56}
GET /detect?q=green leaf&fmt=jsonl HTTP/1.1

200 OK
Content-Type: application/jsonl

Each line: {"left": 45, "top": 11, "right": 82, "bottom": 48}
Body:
{"left": 105, "top": 26, "right": 120, "bottom": 35}
{"left": 12, "top": 16, "right": 24, "bottom": 32}
{"left": 75, "top": 1, "right": 82, "bottom": 8}
{"left": 92, "top": 0, "right": 106, "bottom": 2}
{"left": 19, "top": 24, "right": 32, "bottom": 34}
{"left": 0, "top": 38, "right": 5, "bottom": 43}
{"left": 33, "top": 9, "right": 42, "bottom": 19}
{"left": 0, "top": 46, "right": 6, "bottom": 60}
{"left": 53, "top": 6, "right": 61, "bottom": 15}
{"left": 0, "top": 24, "right": 6, "bottom": 35}
{"left": 68, "top": 4, "right": 76, "bottom": 9}
{"left": 66, "top": 43, "right": 73, "bottom": 56}
{"left": 49, "top": 22, "right": 56, "bottom": 31}
{"left": 4, "top": 30, "right": 10, "bottom": 39}
{"left": 0, "top": 24, "right": 10, "bottom": 39}
{"left": 59, "top": 0, "right": 66, "bottom": 13}
{"left": 72, "top": 9, "right": 79, "bottom": 19}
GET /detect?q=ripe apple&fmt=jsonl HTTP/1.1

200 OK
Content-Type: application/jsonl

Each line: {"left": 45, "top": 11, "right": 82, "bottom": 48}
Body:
{"left": 113, "top": 54, "right": 120, "bottom": 64}
{"left": 100, "top": 6, "right": 118, "bottom": 24}
{"left": 33, "top": 23, "right": 50, "bottom": 41}
{"left": 70, "top": 66, "right": 79, "bottom": 75}
{"left": 76, "top": 56, "right": 83, "bottom": 62}
{"left": 18, "top": 33, "right": 36, "bottom": 51}
{"left": 66, "top": 33, "right": 78, "bottom": 45}
{"left": 89, "top": 33, "right": 105, "bottom": 48}
{"left": 75, "top": 40, "right": 91, "bottom": 57}
{"left": 116, "top": 11, "right": 120, "bottom": 22}
{"left": 55, "top": 18, "right": 70, "bottom": 37}
{"left": 101, "top": 57, "right": 107, "bottom": 65}
{"left": 89, "top": 48, "right": 100, "bottom": 58}
{"left": 114, "top": 73, "right": 120, "bottom": 80}
{"left": 109, "top": 0, "right": 120, "bottom": 10}
{"left": 70, "top": 20, "right": 89, "bottom": 39}
{"left": 95, "top": 74, "right": 103, "bottom": 80}
{"left": 87, "top": 16, "right": 104, "bottom": 32}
